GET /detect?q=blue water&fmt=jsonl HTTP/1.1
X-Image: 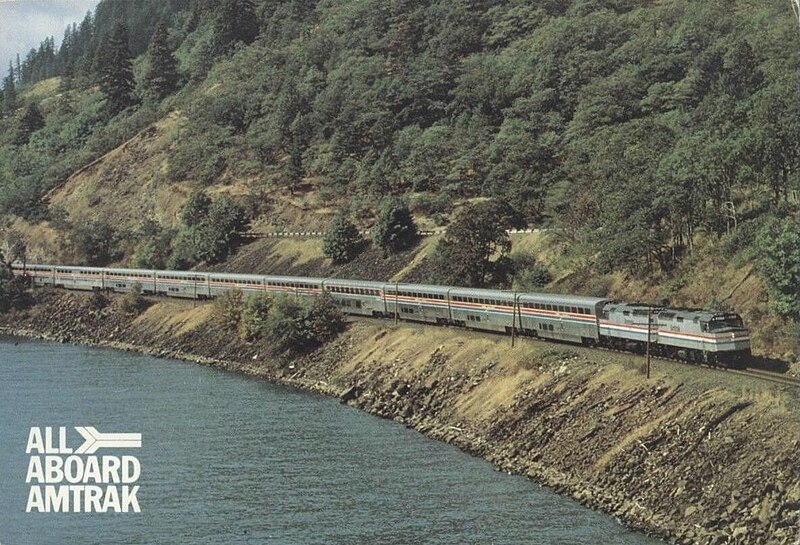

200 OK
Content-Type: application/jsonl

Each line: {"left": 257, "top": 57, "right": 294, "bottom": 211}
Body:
{"left": 0, "top": 336, "right": 662, "bottom": 544}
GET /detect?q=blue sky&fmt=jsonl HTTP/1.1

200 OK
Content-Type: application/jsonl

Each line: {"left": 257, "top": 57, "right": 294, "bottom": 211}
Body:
{"left": 0, "top": 0, "right": 99, "bottom": 75}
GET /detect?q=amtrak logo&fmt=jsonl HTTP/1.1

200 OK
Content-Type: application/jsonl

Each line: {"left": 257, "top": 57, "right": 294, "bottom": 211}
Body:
{"left": 25, "top": 426, "right": 142, "bottom": 513}
{"left": 73, "top": 426, "right": 142, "bottom": 454}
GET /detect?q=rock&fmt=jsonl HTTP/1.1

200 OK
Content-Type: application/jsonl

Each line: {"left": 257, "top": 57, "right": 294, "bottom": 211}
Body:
{"left": 684, "top": 505, "right": 698, "bottom": 517}
{"left": 339, "top": 386, "right": 359, "bottom": 402}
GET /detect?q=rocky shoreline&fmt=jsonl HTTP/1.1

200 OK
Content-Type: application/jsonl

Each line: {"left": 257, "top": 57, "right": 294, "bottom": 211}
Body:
{"left": 2, "top": 290, "right": 799, "bottom": 545}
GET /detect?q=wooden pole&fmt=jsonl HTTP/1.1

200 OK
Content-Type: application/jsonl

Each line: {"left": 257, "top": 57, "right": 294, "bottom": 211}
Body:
{"left": 646, "top": 305, "right": 652, "bottom": 379}
{"left": 394, "top": 283, "right": 399, "bottom": 326}
{"left": 511, "top": 294, "right": 517, "bottom": 347}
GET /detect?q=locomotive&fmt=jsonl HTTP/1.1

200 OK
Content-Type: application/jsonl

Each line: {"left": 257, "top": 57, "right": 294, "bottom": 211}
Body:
{"left": 10, "top": 263, "right": 752, "bottom": 367}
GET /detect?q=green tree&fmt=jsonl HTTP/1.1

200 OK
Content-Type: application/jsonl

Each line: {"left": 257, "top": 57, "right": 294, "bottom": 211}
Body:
{"left": 13, "top": 103, "right": 45, "bottom": 146}
{"left": 264, "top": 295, "right": 310, "bottom": 353}
{"left": 195, "top": 196, "right": 247, "bottom": 263}
{"left": 140, "top": 22, "right": 179, "bottom": 101}
{"left": 322, "top": 212, "right": 363, "bottom": 263}
{"left": 214, "top": 0, "right": 259, "bottom": 55}
{"left": 430, "top": 200, "right": 515, "bottom": 288}
{"left": 511, "top": 252, "right": 552, "bottom": 292}
{"left": 755, "top": 216, "right": 800, "bottom": 319}
{"left": 132, "top": 218, "right": 173, "bottom": 269}
{"left": 306, "top": 292, "right": 345, "bottom": 344}
{"left": 3, "top": 62, "right": 16, "bottom": 112}
{"left": 239, "top": 292, "right": 273, "bottom": 340}
{"left": 98, "top": 23, "right": 136, "bottom": 113}
{"left": 373, "top": 196, "right": 417, "bottom": 256}
{"left": 0, "top": 259, "right": 26, "bottom": 313}
{"left": 180, "top": 190, "right": 212, "bottom": 227}
{"left": 72, "top": 218, "right": 120, "bottom": 266}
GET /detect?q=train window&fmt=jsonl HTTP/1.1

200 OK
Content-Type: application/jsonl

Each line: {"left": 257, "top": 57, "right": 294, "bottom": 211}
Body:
{"left": 676, "top": 317, "right": 684, "bottom": 323}
{"left": 549, "top": 324, "right": 554, "bottom": 331}
{"left": 623, "top": 310, "right": 630, "bottom": 316}
{"left": 570, "top": 307, "right": 577, "bottom": 313}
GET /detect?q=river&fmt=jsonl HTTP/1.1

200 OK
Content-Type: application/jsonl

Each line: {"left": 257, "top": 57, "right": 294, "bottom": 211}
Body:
{"left": 0, "top": 335, "right": 662, "bottom": 544}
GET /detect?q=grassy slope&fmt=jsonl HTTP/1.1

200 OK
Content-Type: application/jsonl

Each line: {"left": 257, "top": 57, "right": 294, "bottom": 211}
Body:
{"left": 3, "top": 290, "right": 798, "bottom": 544}
{"left": 8, "top": 113, "right": 795, "bottom": 359}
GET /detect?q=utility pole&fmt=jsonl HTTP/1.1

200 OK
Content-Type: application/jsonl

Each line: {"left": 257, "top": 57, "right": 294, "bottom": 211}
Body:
{"left": 646, "top": 305, "right": 652, "bottom": 379}
{"left": 394, "top": 283, "right": 398, "bottom": 326}
{"left": 511, "top": 294, "right": 517, "bottom": 347}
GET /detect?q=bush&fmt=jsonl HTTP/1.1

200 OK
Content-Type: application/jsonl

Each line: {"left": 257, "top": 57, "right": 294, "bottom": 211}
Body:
{"left": 306, "top": 292, "right": 346, "bottom": 344}
{"left": 238, "top": 292, "right": 273, "bottom": 340}
{"left": 263, "top": 295, "right": 310, "bottom": 353}
{"left": 85, "top": 291, "right": 110, "bottom": 311}
{"left": 213, "top": 288, "right": 244, "bottom": 329}
{"left": 511, "top": 253, "right": 553, "bottom": 291}
{"left": 322, "top": 212, "right": 363, "bottom": 264}
{"left": 115, "top": 282, "right": 148, "bottom": 316}
{"left": 254, "top": 292, "right": 347, "bottom": 354}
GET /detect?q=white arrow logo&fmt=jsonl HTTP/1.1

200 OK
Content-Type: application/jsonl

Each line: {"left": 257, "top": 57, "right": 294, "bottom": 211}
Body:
{"left": 74, "top": 427, "right": 142, "bottom": 454}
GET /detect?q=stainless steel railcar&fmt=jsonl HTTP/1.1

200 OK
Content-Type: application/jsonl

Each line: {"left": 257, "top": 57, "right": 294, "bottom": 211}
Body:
{"left": 517, "top": 293, "right": 608, "bottom": 345}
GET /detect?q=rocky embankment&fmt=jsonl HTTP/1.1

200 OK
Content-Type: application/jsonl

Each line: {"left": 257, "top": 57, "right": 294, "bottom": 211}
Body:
{"left": 2, "top": 290, "right": 799, "bottom": 545}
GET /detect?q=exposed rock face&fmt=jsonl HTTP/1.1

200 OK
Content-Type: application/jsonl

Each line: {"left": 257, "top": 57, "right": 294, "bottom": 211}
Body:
{"left": 2, "top": 290, "right": 798, "bottom": 545}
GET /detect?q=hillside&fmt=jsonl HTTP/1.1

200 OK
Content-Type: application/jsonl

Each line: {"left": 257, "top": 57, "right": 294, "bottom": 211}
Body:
{"left": 0, "top": 0, "right": 798, "bottom": 359}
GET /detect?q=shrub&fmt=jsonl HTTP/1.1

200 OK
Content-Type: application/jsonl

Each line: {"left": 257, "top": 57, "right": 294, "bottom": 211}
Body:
{"left": 511, "top": 253, "right": 553, "bottom": 291}
{"left": 213, "top": 288, "right": 244, "bottom": 329}
{"left": 238, "top": 292, "right": 273, "bottom": 340}
{"left": 115, "top": 282, "right": 148, "bottom": 316}
{"left": 306, "top": 292, "right": 346, "bottom": 343}
{"left": 260, "top": 292, "right": 346, "bottom": 354}
{"left": 263, "top": 295, "right": 310, "bottom": 353}
{"left": 85, "top": 291, "right": 110, "bottom": 311}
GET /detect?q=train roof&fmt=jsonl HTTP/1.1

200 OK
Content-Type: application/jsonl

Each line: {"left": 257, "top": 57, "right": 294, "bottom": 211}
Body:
{"left": 518, "top": 292, "right": 609, "bottom": 306}
{"left": 449, "top": 287, "right": 515, "bottom": 299}
{"left": 105, "top": 267, "right": 156, "bottom": 274}
{"left": 261, "top": 274, "right": 324, "bottom": 284}
{"left": 393, "top": 283, "right": 450, "bottom": 293}
{"left": 208, "top": 271, "right": 269, "bottom": 280}
{"left": 323, "top": 278, "right": 387, "bottom": 288}
{"left": 657, "top": 308, "right": 739, "bottom": 321}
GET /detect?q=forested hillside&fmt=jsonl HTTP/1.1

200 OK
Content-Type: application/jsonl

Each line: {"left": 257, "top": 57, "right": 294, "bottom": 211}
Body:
{"left": 0, "top": 0, "right": 798, "bottom": 354}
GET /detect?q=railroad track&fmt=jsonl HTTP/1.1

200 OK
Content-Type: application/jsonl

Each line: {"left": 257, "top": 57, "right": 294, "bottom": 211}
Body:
{"left": 728, "top": 367, "right": 800, "bottom": 388}
{"left": 361, "top": 316, "right": 800, "bottom": 388}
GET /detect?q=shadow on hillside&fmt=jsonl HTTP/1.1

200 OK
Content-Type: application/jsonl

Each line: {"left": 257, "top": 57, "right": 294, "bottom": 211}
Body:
{"left": 747, "top": 355, "right": 790, "bottom": 373}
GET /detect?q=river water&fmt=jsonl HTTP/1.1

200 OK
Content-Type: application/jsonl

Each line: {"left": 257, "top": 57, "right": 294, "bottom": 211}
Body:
{"left": 0, "top": 335, "right": 662, "bottom": 545}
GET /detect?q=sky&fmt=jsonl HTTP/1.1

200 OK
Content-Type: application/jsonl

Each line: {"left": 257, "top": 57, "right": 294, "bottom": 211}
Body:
{"left": 0, "top": 0, "right": 99, "bottom": 74}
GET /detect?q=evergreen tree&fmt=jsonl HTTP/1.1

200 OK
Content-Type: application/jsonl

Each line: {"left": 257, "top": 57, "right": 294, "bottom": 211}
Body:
{"left": 373, "top": 196, "right": 417, "bottom": 256}
{"left": 141, "top": 22, "right": 178, "bottom": 101}
{"left": 98, "top": 23, "right": 136, "bottom": 113}
{"left": 429, "top": 200, "right": 515, "bottom": 288}
{"left": 13, "top": 103, "right": 45, "bottom": 146}
{"left": 322, "top": 212, "right": 363, "bottom": 263}
{"left": 4, "top": 62, "right": 16, "bottom": 112}
{"left": 213, "top": 0, "right": 259, "bottom": 55}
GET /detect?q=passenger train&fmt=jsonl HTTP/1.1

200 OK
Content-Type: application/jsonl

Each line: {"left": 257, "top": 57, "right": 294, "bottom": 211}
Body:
{"left": 10, "top": 263, "right": 752, "bottom": 367}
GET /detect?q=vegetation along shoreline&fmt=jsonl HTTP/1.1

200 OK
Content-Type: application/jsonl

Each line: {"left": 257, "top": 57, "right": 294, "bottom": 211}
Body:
{"left": 1, "top": 288, "right": 797, "bottom": 545}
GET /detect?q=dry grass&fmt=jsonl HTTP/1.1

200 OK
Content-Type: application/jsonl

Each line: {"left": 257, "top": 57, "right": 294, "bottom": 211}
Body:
{"left": 20, "top": 77, "right": 60, "bottom": 101}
